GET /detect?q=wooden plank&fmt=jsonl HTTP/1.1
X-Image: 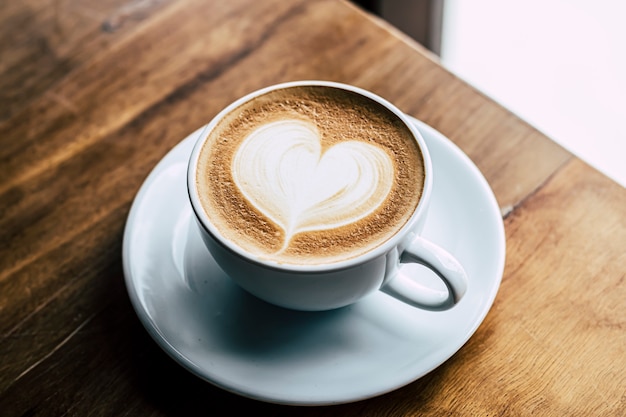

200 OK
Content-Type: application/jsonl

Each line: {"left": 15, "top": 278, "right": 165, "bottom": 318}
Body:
{"left": 3, "top": 0, "right": 618, "bottom": 415}
{"left": 444, "top": 158, "right": 626, "bottom": 415}
{"left": 0, "top": 0, "right": 168, "bottom": 121}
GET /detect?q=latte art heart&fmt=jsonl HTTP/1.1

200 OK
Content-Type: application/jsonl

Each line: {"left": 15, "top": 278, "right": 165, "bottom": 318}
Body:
{"left": 232, "top": 119, "right": 394, "bottom": 251}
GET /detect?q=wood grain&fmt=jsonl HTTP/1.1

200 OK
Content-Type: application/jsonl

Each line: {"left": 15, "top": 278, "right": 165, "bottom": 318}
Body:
{"left": 1, "top": 0, "right": 624, "bottom": 415}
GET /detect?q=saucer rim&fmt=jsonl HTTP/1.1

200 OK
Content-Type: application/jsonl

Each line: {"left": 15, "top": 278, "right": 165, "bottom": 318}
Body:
{"left": 122, "top": 117, "right": 505, "bottom": 405}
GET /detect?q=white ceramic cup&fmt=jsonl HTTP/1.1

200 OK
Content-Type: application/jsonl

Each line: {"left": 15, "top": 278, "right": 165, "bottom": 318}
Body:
{"left": 188, "top": 81, "right": 468, "bottom": 311}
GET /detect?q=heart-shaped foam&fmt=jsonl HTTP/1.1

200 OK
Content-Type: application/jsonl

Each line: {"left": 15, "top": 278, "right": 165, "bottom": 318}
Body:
{"left": 232, "top": 119, "right": 394, "bottom": 251}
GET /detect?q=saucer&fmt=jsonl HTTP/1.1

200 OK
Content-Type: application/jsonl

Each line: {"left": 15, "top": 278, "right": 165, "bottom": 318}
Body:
{"left": 122, "top": 117, "right": 505, "bottom": 405}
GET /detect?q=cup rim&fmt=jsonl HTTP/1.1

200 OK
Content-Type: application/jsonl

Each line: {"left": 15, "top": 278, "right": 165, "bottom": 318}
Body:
{"left": 187, "top": 80, "right": 433, "bottom": 273}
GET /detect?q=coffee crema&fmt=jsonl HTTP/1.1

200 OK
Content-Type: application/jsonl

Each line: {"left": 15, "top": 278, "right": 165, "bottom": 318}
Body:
{"left": 195, "top": 85, "right": 425, "bottom": 265}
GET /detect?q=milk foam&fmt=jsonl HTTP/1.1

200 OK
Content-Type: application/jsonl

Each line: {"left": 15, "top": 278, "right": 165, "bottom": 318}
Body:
{"left": 232, "top": 119, "right": 394, "bottom": 251}
{"left": 196, "top": 85, "right": 425, "bottom": 265}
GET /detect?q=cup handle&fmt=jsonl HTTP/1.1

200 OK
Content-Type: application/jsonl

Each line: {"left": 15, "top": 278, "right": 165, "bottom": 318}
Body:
{"left": 381, "top": 236, "right": 468, "bottom": 310}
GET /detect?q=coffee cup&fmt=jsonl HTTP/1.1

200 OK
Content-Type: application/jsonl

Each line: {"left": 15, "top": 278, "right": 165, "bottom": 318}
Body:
{"left": 187, "top": 80, "right": 468, "bottom": 311}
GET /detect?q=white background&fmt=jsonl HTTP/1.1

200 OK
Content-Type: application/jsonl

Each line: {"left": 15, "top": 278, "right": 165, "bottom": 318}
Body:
{"left": 440, "top": 0, "right": 626, "bottom": 187}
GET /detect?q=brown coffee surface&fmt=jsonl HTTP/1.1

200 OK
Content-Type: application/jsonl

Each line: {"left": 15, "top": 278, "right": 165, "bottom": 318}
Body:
{"left": 196, "top": 85, "right": 424, "bottom": 265}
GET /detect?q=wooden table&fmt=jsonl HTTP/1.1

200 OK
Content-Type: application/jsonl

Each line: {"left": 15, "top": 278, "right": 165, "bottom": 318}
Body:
{"left": 2, "top": 0, "right": 625, "bottom": 415}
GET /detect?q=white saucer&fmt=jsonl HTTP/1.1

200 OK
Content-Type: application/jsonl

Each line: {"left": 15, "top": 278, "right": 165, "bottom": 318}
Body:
{"left": 122, "top": 117, "right": 505, "bottom": 405}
